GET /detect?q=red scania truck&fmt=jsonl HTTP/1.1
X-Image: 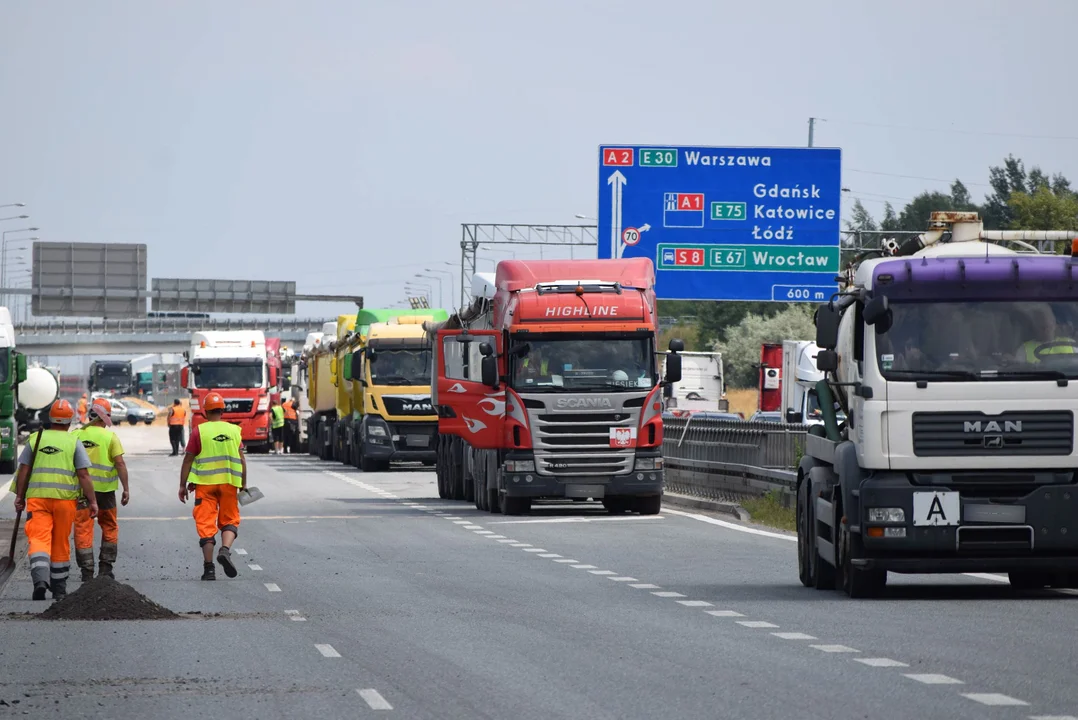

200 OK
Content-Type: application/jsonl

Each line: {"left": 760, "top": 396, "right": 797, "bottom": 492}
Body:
{"left": 428, "top": 258, "right": 683, "bottom": 515}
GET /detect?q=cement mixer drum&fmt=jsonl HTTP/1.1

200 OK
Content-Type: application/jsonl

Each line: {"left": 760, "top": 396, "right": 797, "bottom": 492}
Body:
{"left": 19, "top": 366, "right": 60, "bottom": 411}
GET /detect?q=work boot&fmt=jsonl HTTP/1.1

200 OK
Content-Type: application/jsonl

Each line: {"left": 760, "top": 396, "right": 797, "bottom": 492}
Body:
{"left": 75, "top": 548, "right": 95, "bottom": 582}
{"left": 81, "top": 568, "right": 95, "bottom": 582}
{"left": 99, "top": 543, "right": 118, "bottom": 579}
{"left": 51, "top": 578, "right": 67, "bottom": 601}
{"left": 217, "top": 547, "right": 238, "bottom": 578}
{"left": 32, "top": 582, "right": 49, "bottom": 601}
{"left": 201, "top": 562, "right": 216, "bottom": 581}
{"left": 98, "top": 562, "right": 114, "bottom": 579}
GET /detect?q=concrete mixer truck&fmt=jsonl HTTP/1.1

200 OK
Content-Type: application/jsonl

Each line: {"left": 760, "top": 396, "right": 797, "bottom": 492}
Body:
{"left": 0, "top": 308, "right": 58, "bottom": 473}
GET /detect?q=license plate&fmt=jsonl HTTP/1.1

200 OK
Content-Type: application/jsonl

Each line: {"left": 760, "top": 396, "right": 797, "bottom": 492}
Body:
{"left": 912, "top": 491, "right": 960, "bottom": 526}
{"left": 406, "top": 434, "right": 429, "bottom": 448}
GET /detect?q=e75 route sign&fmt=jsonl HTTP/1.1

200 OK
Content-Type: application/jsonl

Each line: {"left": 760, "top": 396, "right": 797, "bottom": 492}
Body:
{"left": 597, "top": 145, "right": 842, "bottom": 303}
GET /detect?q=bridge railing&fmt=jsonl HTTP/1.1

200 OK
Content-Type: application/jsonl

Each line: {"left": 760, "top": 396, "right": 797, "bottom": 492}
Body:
{"left": 661, "top": 415, "right": 807, "bottom": 507}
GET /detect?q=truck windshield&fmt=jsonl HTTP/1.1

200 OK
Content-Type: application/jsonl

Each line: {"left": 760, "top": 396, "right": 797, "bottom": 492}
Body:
{"left": 95, "top": 367, "right": 131, "bottom": 390}
{"left": 370, "top": 348, "right": 431, "bottom": 386}
{"left": 510, "top": 334, "right": 656, "bottom": 392}
{"left": 876, "top": 299, "right": 1078, "bottom": 379}
{"left": 193, "top": 362, "right": 264, "bottom": 389}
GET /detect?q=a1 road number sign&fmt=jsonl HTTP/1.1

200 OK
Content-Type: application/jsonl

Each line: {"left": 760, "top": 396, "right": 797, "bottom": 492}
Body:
{"left": 622, "top": 227, "right": 641, "bottom": 246}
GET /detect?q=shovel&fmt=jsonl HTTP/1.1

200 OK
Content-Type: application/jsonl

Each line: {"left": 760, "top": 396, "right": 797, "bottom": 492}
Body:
{"left": 238, "top": 487, "right": 264, "bottom": 506}
{"left": 0, "top": 509, "right": 20, "bottom": 576}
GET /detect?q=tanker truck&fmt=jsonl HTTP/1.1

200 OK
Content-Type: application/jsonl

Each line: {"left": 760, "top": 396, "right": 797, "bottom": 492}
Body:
{"left": 799, "top": 211, "right": 1078, "bottom": 597}
{"left": 0, "top": 308, "right": 31, "bottom": 473}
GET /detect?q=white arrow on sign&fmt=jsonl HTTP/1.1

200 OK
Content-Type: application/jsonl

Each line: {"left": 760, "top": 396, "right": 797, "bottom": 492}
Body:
{"left": 608, "top": 170, "right": 627, "bottom": 259}
{"left": 639, "top": 223, "right": 651, "bottom": 232}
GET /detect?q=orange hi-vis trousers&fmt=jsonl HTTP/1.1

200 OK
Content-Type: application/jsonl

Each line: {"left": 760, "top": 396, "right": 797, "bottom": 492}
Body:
{"left": 74, "top": 491, "right": 119, "bottom": 573}
{"left": 192, "top": 484, "right": 241, "bottom": 546}
{"left": 25, "top": 497, "right": 76, "bottom": 589}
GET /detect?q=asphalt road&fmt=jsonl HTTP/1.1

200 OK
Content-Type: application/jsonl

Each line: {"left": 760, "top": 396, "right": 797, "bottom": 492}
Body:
{"left": 1, "top": 425, "right": 1076, "bottom": 719}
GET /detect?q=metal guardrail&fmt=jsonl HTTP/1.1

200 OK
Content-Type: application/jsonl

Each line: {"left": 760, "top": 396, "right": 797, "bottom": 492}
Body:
{"left": 14, "top": 316, "right": 331, "bottom": 336}
{"left": 662, "top": 415, "right": 809, "bottom": 507}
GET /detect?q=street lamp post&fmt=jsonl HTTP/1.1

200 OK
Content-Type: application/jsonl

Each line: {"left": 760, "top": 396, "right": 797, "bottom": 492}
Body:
{"left": 405, "top": 282, "right": 432, "bottom": 307}
{"left": 1, "top": 228, "right": 38, "bottom": 310}
{"left": 415, "top": 273, "right": 443, "bottom": 308}
{"left": 424, "top": 267, "right": 456, "bottom": 309}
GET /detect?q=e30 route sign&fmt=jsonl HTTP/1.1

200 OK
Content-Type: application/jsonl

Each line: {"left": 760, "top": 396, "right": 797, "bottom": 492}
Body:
{"left": 596, "top": 145, "right": 842, "bottom": 303}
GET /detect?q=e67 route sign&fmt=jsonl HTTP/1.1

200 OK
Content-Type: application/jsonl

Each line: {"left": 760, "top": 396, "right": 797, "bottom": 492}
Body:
{"left": 597, "top": 145, "right": 842, "bottom": 303}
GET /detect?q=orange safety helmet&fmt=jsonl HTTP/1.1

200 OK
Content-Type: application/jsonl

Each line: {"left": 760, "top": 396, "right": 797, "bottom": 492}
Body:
{"left": 90, "top": 398, "right": 114, "bottom": 426}
{"left": 49, "top": 399, "right": 76, "bottom": 425}
{"left": 203, "top": 392, "right": 226, "bottom": 412}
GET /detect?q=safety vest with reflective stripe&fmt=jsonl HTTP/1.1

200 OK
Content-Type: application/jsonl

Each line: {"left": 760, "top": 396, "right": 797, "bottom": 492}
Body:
{"left": 1022, "top": 337, "right": 1077, "bottom": 363}
{"left": 76, "top": 424, "right": 119, "bottom": 493}
{"left": 522, "top": 358, "right": 549, "bottom": 374}
{"left": 283, "top": 400, "right": 297, "bottom": 421}
{"left": 190, "top": 421, "right": 244, "bottom": 487}
{"left": 24, "top": 429, "right": 80, "bottom": 500}
{"left": 271, "top": 405, "right": 285, "bottom": 429}
{"left": 168, "top": 406, "right": 187, "bottom": 426}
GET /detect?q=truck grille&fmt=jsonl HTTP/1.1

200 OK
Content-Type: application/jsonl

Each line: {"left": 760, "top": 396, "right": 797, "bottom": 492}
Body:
{"left": 525, "top": 403, "right": 641, "bottom": 477}
{"left": 912, "top": 411, "right": 1073, "bottom": 457}
{"left": 388, "top": 422, "right": 437, "bottom": 451}
{"left": 222, "top": 399, "right": 254, "bottom": 414}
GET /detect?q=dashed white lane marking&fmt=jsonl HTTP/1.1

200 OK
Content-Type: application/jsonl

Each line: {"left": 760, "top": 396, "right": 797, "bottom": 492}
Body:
{"left": 285, "top": 610, "right": 306, "bottom": 622}
{"left": 247, "top": 564, "right": 263, "bottom": 571}
{"left": 963, "top": 572, "right": 1009, "bottom": 583}
{"left": 490, "top": 516, "right": 663, "bottom": 524}
{"left": 652, "top": 591, "right": 686, "bottom": 598}
{"left": 630, "top": 583, "right": 660, "bottom": 589}
{"left": 571, "top": 564, "right": 598, "bottom": 569}
{"left": 452, "top": 520, "right": 470, "bottom": 525}
{"left": 608, "top": 576, "right": 638, "bottom": 582}
{"left": 706, "top": 610, "right": 744, "bottom": 617}
{"left": 509, "top": 543, "right": 530, "bottom": 547}
{"left": 538, "top": 553, "right": 562, "bottom": 558}
{"left": 523, "top": 548, "right": 548, "bottom": 553}
{"left": 553, "top": 559, "right": 579, "bottom": 563}
{"left": 443, "top": 517, "right": 463, "bottom": 520}
{"left": 357, "top": 688, "right": 393, "bottom": 710}
{"left": 772, "top": 632, "right": 816, "bottom": 640}
{"left": 488, "top": 535, "right": 508, "bottom": 540}
{"left": 737, "top": 621, "right": 779, "bottom": 629}
{"left": 905, "top": 674, "right": 963, "bottom": 685}
{"left": 497, "top": 539, "right": 518, "bottom": 544}
{"left": 1030, "top": 716, "right": 1078, "bottom": 719}
{"left": 474, "top": 531, "right": 495, "bottom": 535}
{"left": 676, "top": 600, "right": 712, "bottom": 607}
{"left": 811, "top": 645, "right": 859, "bottom": 653}
{"left": 315, "top": 644, "right": 341, "bottom": 658}
{"left": 961, "top": 694, "right": 1029, "bottom": 707}
{"left": 589, "top": 570, "right": 617, "bottom": 575}
{"left": 234, "top": 548, "right": 248, "bottom": 555}
{"left": 855, "top": 658, "right": 909, "bottom": 668}
{"left": 265, "top": 583, "right": 281, "bottom": 592}
{"left": 462, "top": 525, "right": 483, "bottom": 530}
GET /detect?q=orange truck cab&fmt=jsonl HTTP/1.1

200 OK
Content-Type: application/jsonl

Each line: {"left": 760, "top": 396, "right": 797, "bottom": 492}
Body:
{"left": 429, "top": 258, "right": 683, "bottom": 516}
{"left": 181, "top": 330, "right": 277, "bottom": 452}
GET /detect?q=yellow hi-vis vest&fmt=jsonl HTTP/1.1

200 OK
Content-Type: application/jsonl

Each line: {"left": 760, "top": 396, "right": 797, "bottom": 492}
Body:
{"left": 1022, "top": 337, "right": 1077, "bottom": 363}
{"left": 190, "top": 421, "right": 244, "bottom": 487}
{"left": 522, "top": 358, "right": 549, "bottom": 374}
{"left": 271, "top": 405, "right": 285, "bottom": 429}
{"left": 77, "top": 424, "right": 119, "bottom": 493}
{"left": 24, "top": 429, "right": 80, "bottom": 500}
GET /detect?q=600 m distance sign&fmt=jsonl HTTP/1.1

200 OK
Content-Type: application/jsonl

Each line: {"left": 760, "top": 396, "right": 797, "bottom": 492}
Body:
{"left": 597, "top": 145, "right": 842, "bottom": 303}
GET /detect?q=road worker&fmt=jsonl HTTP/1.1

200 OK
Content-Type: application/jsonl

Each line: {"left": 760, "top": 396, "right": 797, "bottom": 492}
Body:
{"left": 12, "top": 399, "right": 96, "bottom": 601}
{"left": 77, "top": 393, "right": 89, "bottom": 424}
{"left": 73, "top": 398, "right": 130, "bottom": 581}
{"left": 282, "top": 395, "right": 299, "bottom": 453}
{"left": 167, "top": 399, "right": 187, "bottom": 456}
{"left": 270, "top": 397, "right": 285, "bottom": 454}
{"left": 179, "top": 391, "right": 247, "bottom": 581}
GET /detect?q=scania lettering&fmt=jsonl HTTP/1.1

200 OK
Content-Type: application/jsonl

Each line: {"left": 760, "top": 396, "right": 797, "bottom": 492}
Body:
{"left": 428, "top": 259, "right": 682, "bottom": 516}
{"left": 798, "top": 211, "right": 1078, "bottom": 597}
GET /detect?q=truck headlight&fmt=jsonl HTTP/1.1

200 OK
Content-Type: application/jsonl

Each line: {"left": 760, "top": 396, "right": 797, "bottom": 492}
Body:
{"left": 189, "top": 399, "right": 200, "bottom": 410}
{"left": 505, "top": 459, "right": 534, "bottom": 473}
{"left": 0, "top": 427, "right": 10, "bottom": 438}
{"left": 867, "top": 507, "right": 905, "bottom": 523}
{"left": 367, "top": 424, "right": 387, "bottom": 437}
{"left": 635, "top": 456, "right": 664, "bottom": 471}
{"left": 256, "top": 397, "right": 269, "bottom": 412}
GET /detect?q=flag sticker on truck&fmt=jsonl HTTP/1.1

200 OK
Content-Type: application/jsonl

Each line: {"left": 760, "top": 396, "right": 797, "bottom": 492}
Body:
{"left": 609, "top": 427, "right": 638, "bottom": 448}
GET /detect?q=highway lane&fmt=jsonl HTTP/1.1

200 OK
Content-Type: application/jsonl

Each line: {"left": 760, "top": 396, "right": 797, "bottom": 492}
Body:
{"left": 0, "top": 426, "right": 1075, "bottom": 719}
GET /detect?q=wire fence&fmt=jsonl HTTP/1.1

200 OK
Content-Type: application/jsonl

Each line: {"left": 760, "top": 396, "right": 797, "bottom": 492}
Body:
{"left": 662, "top": 415, "right": 808, "bottom": 507}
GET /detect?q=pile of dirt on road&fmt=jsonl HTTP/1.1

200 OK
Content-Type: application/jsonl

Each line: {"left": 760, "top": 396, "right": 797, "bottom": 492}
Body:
{"left": 39, "top": 577, "right": 179, "bottom": 621}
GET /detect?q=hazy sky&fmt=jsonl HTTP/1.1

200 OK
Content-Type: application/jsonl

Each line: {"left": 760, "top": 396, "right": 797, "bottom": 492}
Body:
{"left": 3, "top": 0, "right": 1077, "bottom": 322}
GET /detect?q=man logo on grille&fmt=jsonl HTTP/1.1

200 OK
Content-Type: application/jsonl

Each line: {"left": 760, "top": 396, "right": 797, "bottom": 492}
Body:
{"left": 40, "top": 446, "right": 61, "bottom": 455}
{"left": 213, "top": 434, "right": 231, "bottom": 442}
{"left": 983, "top": 435, "right": 1004, "bottom": 449}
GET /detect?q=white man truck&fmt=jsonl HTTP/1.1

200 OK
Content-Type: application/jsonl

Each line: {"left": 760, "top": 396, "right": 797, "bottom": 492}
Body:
{"left": 799, "top": 211, "right": 1078, "bottom": 597}
{"left": 662, "top": 351, "right": 726, "bottom": 414}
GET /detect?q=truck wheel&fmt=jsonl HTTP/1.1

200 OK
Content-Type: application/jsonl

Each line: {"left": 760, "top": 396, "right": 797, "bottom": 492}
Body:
{"left": 812, "top": 497, "right": 837, "bottom": 591}
{"left": 1009, "top": 571, "right": 1051, "bottom": 590}
{"left": 632, "top": 495, "right": 662, "bottom": 515}
{"left": 463, "top": 466, "right": 475, "bottom": 503}
{"left": 487, "top": 486, "right": 501, "bottom": 514}
{"left": 797, "top": 479, "right": 814, "bottom": 587}
{"left": 435, "top": 442, "right": 448, "bottom": 499}
{"left": 476, "top": 473, "right": 487, "bottom": 511}
{"left": 0, "top": 459, "right": 13, "bottom": 475}
{"left": 839, "top": 526, "right": 886, "bottom": 598}
{"left": 502, "top": 496, "right": 530, "bottom": 515}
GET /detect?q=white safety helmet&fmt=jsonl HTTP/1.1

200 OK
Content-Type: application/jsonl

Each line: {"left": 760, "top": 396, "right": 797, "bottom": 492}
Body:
{"left": 611, "top": 370, "right": 629, "bottom": 383}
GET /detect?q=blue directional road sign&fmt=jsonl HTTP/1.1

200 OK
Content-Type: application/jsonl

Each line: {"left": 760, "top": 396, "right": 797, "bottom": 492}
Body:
{"left": 597, "top": 145, "right": 842, "bottom": 302}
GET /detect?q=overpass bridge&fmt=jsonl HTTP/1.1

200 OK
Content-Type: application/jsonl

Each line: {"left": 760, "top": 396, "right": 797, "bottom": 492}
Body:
{"left": 14, "top": 317, "right": 330, "bottom": 356}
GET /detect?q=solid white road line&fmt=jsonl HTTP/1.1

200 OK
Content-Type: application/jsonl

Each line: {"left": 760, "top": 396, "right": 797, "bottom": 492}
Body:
{"left": 357, "top": 688, "right": 393, "bottom": 710}
{"left": 663, "top": 508, "right": 796, "bottom": 541}
{"left": 737, "top": 621, "right": 779, "bottom": 629}
{"left": 315, "top": 644, "right": 341, "bottom": 658}
{"left": 772, "top": 632, "right": 816, "bottom": 640}
{"left": 265, "top": 583, "right": 281, "bottom": 592}
{"left": 961, "top": 694, "right": 1028, "bottom": 706}
{"left": 855, "top": 658, "right": 909, "bottom": 668}
{"left": 904, "top": 674, "right": 963, "bottom": 685}
{"left": 811, "top": 644, "right": 859, "bottom": 653}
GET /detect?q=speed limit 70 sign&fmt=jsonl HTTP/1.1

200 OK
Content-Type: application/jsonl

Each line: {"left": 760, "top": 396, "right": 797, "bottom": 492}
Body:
{"left": 621, "top": 227, "right": 641, "bottom": 246}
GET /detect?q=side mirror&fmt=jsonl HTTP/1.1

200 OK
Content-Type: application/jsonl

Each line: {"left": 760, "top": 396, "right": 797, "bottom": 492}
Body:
{"left": 664, "top": 352, "right": 683, "bottom": 384}
{"left": 180, "top": 366, "right": 190, "bottom": 389}
{"left": 479, "top": 342, "right": 494, "bottom": 357}
{"left": 15, "top": 353, "right": 26, "bottom": 384}
{"left": 481, "top": 355, "right": 498, "bottom": 388}
{"left": 458, "top": 332, "right": 474, "bottom": 345}
{"left": 816, "top": 349, "right": 838, "bottom": 372}
{"left": 668, "top": 338, "right": 685, "bottom": 352}
{"left": 785, "top": 409, "right": 800, "bottom": 423}
{"left": 815, "top": 303, "right": 841, "bottom": 349}
{"left": 509, "top": 342, "right": 531, "bottom": 357}
{"left": 863, "top": 295, "right": 893, "bottom": 334}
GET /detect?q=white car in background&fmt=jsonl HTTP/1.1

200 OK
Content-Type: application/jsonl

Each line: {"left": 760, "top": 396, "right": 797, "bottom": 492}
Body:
{"left": 107, "top": 398, "right": 156, "bottom": 426}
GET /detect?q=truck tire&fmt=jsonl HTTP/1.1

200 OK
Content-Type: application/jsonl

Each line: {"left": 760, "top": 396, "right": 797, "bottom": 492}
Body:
{"left": 462, "top": 464, "right": 475, "bottom": 503}
{"left": 435, "top": 439, "right": 449, "bottom": 499}
{"left": 0, "top": 458, "right": 13, "bottom": 475}
{"left": 450, "top": 440, "right": 465, "bottom": 501}
{"left": 812, "top": 497, "right": 837, "bottom": 591}
{"left": 502, "top": 496, "right": 530, "bottom": 515}
{"left": 632, "top": 495, "right": 662, "bottom": 515}
{"left": 487, "top": 486, "right": 501, "bottom": 514}
{"left": 797, "top": 479, "right": 813, "bottom": 587}
{"left": 476, "top": 472, "right": 487, "bottom": 511}
{"left": 839, "top": 525, "right": 886, "bottom": 598}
